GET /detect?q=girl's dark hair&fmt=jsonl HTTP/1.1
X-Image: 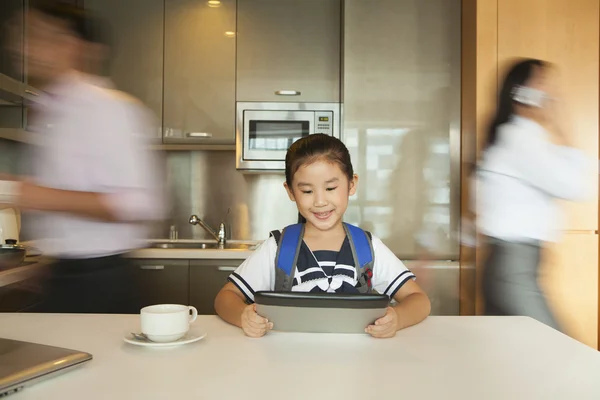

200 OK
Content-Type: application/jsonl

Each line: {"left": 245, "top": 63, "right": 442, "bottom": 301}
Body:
{"left": 485, "top": 58, "right": 547, "bottom": 149}
{"left": 285, "top": 134, "right": 354, "bottom": 223}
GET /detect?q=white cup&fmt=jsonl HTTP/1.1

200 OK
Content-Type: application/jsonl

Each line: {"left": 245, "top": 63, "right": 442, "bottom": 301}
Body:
{"left": 140, "top": 304, "right": 198, "bottom": 343}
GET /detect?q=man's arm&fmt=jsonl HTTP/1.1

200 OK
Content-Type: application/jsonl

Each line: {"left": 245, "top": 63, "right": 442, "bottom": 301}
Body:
{"left": 17, "top": 181, "right": 119, "bottom": 221}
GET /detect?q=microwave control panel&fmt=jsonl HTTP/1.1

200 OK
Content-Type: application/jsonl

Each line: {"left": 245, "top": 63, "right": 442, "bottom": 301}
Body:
{"left": 314, "top": 111, "right": 334, "bottom": 135}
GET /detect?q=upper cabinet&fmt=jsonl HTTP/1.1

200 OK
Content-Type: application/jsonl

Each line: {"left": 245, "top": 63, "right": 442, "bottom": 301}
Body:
{"left": 2, "top": 0, "right": 342, "bottom": 144}
{"left": 84, "top": 0, "right": 164, "bottom": 141}
{"left": 236, "top": 0, "right": 341, "bottom": 103}
{"left": 163, "top": 0, "right": 237, "bottom": 144}
{"left": 0, "top": 0, "right": 37, "bottom": 132}
{"left": 0, "top": 0, "right": 24, "bottom": 83}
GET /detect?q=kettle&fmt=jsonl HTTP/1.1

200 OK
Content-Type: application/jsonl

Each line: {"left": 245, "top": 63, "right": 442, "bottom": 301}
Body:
{"left": 0, "top": 207, "right": 19, "bottom": 244}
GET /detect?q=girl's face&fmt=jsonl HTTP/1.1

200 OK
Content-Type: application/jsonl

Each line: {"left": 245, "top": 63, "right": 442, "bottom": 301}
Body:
{"left": 284, "top": 159, "right": 357, "bottom": 233}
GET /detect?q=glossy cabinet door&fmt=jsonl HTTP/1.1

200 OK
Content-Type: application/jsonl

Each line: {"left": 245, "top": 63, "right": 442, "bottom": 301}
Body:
{"left": 189, "top": 260, "right": 244, "bottom": 315}
{"left": 84, "top": 0, "right": 164, "bottom": 141}
{"left": 0, "top": 0, "right": 24, "bottom": 82}
{"left": 163, "top": 0, "right": 237, "bottom": 144}
{"left": 236, "top": 0, "right": 341, "bottom": 102}
{"left": 129, "top": 259, "right": 190, "bottom": 311}
{"left": 343, "top": 0, "right": 461, "bottom": 257}
{"left": 0, "top": 0, "right": 25, "bottom": 130}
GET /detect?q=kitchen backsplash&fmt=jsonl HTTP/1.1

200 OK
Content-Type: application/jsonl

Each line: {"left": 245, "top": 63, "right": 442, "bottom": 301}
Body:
{"left": 163, "top": 150, "right": 297, "bottom": 242}
{"left": 1, "top": 142, "right": 458, "bottom": 257}
{"left": 161, "top": 148, "right": 458, "bottom": 258}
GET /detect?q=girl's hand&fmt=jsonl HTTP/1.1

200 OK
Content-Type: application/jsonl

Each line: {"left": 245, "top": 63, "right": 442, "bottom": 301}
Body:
{"left": 241, "top": 304, "right": 273, "bottom": 338}
{"left": 366, "top": 307, "right": 398, "bottom": 338}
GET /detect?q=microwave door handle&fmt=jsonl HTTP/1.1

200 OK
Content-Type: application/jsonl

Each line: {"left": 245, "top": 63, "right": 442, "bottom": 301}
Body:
{"left": 186, "top": 132, "right": 213, "bottom": 138}
{"left": 275, "top": 90, "right": 301, "bottom": 96}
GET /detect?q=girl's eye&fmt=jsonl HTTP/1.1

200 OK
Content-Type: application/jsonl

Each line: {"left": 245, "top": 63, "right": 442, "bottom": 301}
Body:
{"left": 302, "top": 190, "right": 313, "bottom": 194}
{"left": 326, "top": 187, "right": 338, "bottom": 191}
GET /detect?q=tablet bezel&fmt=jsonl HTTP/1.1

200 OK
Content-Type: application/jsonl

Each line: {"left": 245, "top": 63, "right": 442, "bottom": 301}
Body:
{"left": 254, "top": 291, "right": 390, "bottom": 309}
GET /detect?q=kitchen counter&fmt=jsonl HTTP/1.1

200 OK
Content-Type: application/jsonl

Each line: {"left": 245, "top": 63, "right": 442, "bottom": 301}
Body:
{"left": 0, "top": 240, "right": 256, "bottom": 288}
{"left": 2, "top": 314, "right": 599, "bottom": 399}
{"left": 124, "top": 239, "right": 261, "bottom": 260}
{"left": 126, "top": 247, "right": 255, "bottom": 260}
{"left": 0, "top": 257, "right": 49, "bottom": 288}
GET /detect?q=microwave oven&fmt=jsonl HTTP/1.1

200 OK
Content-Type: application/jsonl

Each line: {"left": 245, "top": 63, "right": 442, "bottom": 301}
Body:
{"left": 235, "top": 102, "right": 341, "bottom": 170}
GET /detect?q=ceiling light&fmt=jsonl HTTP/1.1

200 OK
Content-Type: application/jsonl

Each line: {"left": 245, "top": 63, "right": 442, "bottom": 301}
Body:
{"left": 207, "top": 0, "right": 221, "bottom": 7}
{"left": 224, "top": 31, "right": 236, "bottom": 38}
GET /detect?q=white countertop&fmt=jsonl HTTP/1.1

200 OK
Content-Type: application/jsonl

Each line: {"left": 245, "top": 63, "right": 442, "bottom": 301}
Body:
{"left": 2, "top": 314, "right": 600, "bottom": 399}
{"left": 113, "top": 239, "right": 261, "bottom": 260}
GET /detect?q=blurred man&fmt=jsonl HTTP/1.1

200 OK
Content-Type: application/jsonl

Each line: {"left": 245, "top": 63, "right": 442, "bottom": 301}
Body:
{"left": 1, "top": 2, "right": 166, "bottom": 313}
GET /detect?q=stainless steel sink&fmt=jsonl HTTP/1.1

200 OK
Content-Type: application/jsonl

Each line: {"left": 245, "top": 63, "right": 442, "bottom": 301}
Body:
{"left": 147, "top": 241, "right": 258, "bottom": 250}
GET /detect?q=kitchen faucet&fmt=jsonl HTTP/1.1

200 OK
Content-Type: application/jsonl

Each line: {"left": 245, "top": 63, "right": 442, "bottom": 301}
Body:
{"left": 189, "top": 215, "right": 227, "bottom": 245}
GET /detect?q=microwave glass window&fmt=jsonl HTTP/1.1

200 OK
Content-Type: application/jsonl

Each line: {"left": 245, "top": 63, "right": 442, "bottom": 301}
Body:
{"left": 248, "top": 120, "right": 309, "bottom": 150}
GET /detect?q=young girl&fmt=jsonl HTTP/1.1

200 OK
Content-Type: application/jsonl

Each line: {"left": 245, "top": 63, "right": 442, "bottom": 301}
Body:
{"left": 214, "top": 134, "right": 431, "bottom": 338}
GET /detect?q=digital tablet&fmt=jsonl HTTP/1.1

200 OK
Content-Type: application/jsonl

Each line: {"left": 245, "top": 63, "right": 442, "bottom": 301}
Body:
{"left": 0, "top": 338, "right": 92, "bottom": 397}
{"left": 254, "top": 291, "right": 389, "bottom": 334}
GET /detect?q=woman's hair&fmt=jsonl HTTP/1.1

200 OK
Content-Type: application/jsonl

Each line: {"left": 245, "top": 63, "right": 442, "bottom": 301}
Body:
{"left": 484, "top": 58, "right": 547, "bottom": 149}
{"left": 285, "top": 134, "right": 354, "bottom": 223}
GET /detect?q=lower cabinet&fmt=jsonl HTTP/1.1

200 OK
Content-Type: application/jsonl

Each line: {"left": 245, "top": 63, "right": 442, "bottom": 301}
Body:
{"left": 2, "top": 258, "right": 244, "bottom": 314}
{"left": 127, "top": 258, "right": 244, "bottom": 315}
{"left": 189, "top": 259, "right": 244, "bottom": 315}
{"left": 0, "top": 282, "right": 44, "bottom": 312}
{"left": 129, "top": 259, "right": 190, "bottom": 311}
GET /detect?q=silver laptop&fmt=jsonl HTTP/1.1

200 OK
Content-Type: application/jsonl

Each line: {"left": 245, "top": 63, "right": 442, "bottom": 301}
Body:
{"left": 0, "top": 338, "right": 92, "bottom": 397}
{"left": 255, "top": 291, "right": 389, "bottom": 334}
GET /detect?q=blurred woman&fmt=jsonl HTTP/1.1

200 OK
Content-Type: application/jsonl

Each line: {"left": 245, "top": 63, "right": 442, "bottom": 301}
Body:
{"left": 475, "top": 59, "right": 592, "bottom": 330}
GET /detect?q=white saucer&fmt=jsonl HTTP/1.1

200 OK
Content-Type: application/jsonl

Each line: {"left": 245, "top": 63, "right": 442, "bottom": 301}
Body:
{"left": 123, "top": 331, "right": 207, "bottom": 347}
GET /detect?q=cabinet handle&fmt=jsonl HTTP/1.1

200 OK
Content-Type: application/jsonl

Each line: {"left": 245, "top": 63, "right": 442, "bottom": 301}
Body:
{"left": 186, "top": 132, "right": 213, "bottom": 138}
{"left": 140, "top": 265, "right": 165, "bottom": 270}
{"left": 217, "top": 266, "right": 237, "bottom": 272}
{"left": 275, "top": 90, "right": 301, "bottom": 96}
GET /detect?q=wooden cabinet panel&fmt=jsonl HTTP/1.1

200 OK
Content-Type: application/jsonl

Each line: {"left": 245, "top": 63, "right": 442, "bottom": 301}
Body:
{"left": 497, "top": 0, "right": 599, "bottom": 231}
{"left": 464, "top": 2, "right": 600, "bottom": 342}
{"left": 541, "top": 233, "right": 598, "bottom": 348}
{"left": 461, "top": 0, "right": 499, "bottom": 315}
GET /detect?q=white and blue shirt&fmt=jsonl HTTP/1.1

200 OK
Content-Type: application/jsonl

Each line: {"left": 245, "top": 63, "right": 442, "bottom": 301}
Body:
{"left": 229, "top": 233, "right": 415, "bottom": 303}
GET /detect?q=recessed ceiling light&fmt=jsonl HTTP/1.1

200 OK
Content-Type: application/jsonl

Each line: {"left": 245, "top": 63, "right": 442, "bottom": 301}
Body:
{"left": 224, "top": 31, "right": 236, "bottom": 38}
{"left": 207, "top": 0, "right": 221, "bottom": 7}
